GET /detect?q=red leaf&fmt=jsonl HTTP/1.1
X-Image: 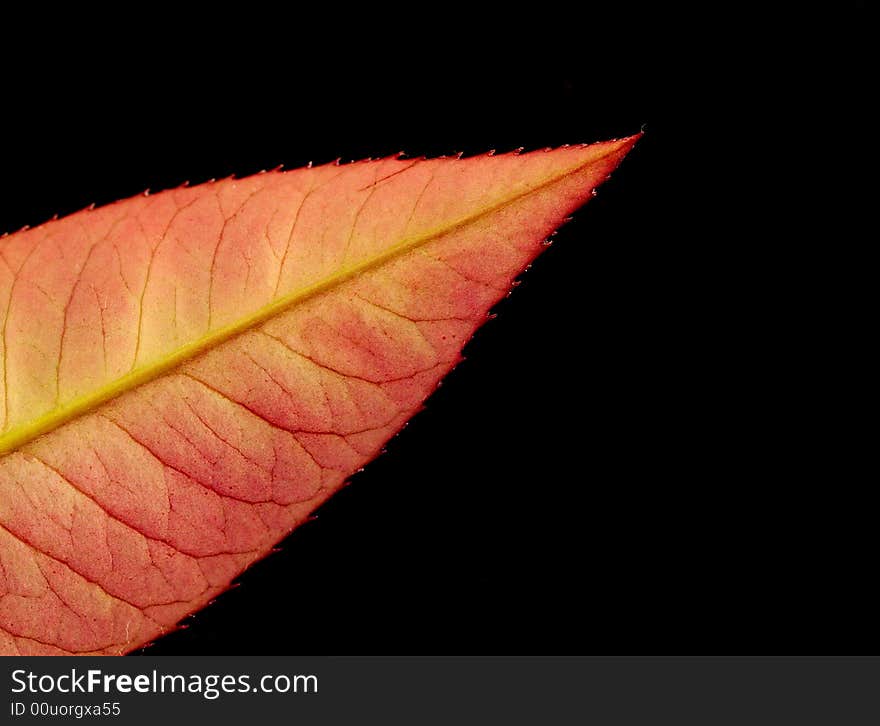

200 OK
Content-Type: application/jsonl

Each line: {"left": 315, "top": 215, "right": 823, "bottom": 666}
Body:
{"left": 0, "top": 136, "right": 639, "bottom": 654}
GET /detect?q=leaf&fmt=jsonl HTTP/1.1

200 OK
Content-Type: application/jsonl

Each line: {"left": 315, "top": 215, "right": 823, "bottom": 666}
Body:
{"left": 0, "top": 136, "right": 639, "bottom": 655}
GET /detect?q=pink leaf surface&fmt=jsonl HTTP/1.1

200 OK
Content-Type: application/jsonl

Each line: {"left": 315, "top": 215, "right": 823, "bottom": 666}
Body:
{"left": 0, "top": 136, "right": 639, "bottom": 654}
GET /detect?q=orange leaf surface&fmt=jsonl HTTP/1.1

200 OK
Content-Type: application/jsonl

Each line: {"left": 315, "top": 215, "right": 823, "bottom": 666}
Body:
{"left": 0, "top": 136, "right": 639, "bottom": 655}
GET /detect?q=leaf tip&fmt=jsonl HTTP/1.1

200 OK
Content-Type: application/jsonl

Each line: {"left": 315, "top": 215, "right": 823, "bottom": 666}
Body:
{"left": 608, "top": 131, "right": 644, "bottom": 155}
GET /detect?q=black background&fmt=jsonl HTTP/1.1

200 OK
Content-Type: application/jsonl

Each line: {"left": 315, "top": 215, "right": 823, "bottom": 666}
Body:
{"left": 0, "top": 8, "right": 869, "bottom": 655}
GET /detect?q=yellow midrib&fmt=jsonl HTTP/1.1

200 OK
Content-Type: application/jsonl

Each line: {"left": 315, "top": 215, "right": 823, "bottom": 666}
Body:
{"left": 0, "top": 144, "right": 625, "bottom": 456}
